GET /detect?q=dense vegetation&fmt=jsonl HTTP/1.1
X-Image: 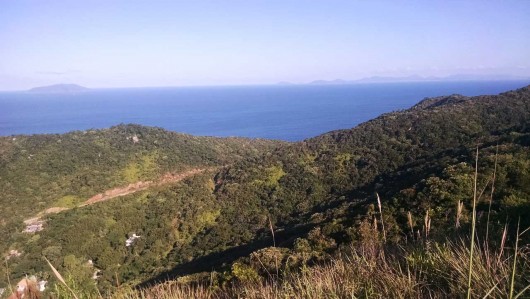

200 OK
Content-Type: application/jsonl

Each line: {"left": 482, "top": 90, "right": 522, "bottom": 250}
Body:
{"left": 0, "top": 126, "right": 283, "bottom": 292}
{"left": 0, "top": 124, "right": 282, "bottom": 220}
{"left": 1, "top": 85, "right": 529, "bottom": 298}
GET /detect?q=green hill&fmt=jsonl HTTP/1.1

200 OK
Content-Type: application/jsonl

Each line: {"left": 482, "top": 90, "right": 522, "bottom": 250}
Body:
{"left": 0, "top": 124, "right": 283, "bottom": 221}
{"left": 1, "top": 86, "right": 529, "bottom": 297}
{"left": 0, "top": 126, "right": 284, "bottom": 289}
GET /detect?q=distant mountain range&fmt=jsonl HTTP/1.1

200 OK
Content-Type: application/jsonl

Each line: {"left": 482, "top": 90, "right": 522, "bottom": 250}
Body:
{"left": 28, "top": 83, "right": 90, "bottom": 93}
{"left": 279, "top": 74, "right": 530, "bottom": 85}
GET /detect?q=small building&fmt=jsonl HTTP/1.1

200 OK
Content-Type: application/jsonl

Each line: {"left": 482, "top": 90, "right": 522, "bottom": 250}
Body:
{"left": 125, "top": 234, "right": 141, "bottom": 247}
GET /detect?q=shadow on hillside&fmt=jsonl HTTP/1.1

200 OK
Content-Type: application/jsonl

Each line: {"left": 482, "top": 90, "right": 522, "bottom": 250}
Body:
{"left": 137, "top": 224, "right": 313, "bottom": 288}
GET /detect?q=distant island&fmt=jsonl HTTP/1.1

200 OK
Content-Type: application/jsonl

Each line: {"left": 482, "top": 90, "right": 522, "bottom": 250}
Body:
{"left": 278, "top": 74, "right": 530, "bottom": 86}
{"left": 28, "top": 83, "right": 90, "bottom": 93}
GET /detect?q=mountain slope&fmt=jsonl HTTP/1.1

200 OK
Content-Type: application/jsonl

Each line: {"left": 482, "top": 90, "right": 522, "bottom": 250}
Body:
{"left": 140, "top": 85, "right": 528, "bottom": 288}
{"left": 0, "top": 124, "right": 283, "bottom": 222}
{"left": 0, "top": 125, "right": 284, "bottom": 289}
{"left": 1, "top": 86, "right": 528, "bottom": 295}
{"left": 210, "top": 86, "right": 529, "bottom": 227}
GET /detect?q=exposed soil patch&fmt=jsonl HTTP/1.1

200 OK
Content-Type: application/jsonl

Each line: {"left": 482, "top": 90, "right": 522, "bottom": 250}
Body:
{"left": 80, "top": 180, "right": 153, "bottom": 206}
{"left": 23, "top": 168, "right": 210, "bottom": 232}
{"left": 81, "top": 168, "right": 206, "bottom": 206}
{"left": 44, "top": 207, "right": 69, "bottom": 214}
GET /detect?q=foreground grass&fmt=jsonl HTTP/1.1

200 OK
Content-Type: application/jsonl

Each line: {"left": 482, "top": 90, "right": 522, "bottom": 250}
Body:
{"left": 108, "top": 237, "right": 529, "bottom": 299}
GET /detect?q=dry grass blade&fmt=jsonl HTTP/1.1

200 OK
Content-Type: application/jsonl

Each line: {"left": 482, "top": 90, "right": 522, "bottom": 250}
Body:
{"left": 486, "top": 144, "right": 498, "bottom": 245}
{"left": 509, "top": 218, "right": 520, "bottom": 299}
{"left": 518, "top": 226, "right": 530, "bottom": 237}
{"left": 4, "top": 258, "right": 14, "bottom": 296}
{"left": 514, "top": 283, "right": 530, "bottom": 299}
{"left": 498, "top": 224, "right": 508, "bottom": 266}
{"left": 482, "top": 281, "right": 501, "bottom": 299}
{"left": 467, "top": 146, "right": 479, "bottom": 299}
{"left": 376, "top": 192, "right": 386, "bottom": 242}
{"left": 424, "top": 210, "right": 431, "bottom": 239}
{"left": 456, "top": 201, "right": 464, "bottom": 228}
{"left": 407, "top": 211, "right": 414, "bottom": 238}
{"left": 268, "top": 215, "right": 276, "bottom": 248}
{"left": 44, "top": 256, "right": 79, "bottom": 299}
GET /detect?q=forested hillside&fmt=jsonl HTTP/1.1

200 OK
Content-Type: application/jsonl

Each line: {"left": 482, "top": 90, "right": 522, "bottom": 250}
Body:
{"left": 0, "top": 124, "right": 283, "bottom": 221}
{"left": 1, "top": 86, "right": 529, "bottom": 297}
{"left": 0, "top": 126, "right": 283, "bottom": 291}
{"left": 205, "top": 85, "right": 529, "bottom": 249}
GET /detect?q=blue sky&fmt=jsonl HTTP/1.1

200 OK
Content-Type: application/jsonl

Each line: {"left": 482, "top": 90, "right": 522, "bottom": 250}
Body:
{"left": 1, "top": 0, "right": 529, "bottom": 90}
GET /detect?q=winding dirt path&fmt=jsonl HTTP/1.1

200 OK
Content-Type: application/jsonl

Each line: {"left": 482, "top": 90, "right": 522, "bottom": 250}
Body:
{"left": 23, "top": 167, "right": 211, "bottom": 231}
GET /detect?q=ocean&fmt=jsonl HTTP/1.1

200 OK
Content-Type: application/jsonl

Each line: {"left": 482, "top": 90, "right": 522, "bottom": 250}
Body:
{"left": 0, "top": 81, "right": 528, "bottom": 141}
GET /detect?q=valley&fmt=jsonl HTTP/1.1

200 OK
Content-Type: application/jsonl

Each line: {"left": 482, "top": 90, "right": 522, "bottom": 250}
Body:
{"left": 1, "top": 85, "right": 529, "bottom": 298}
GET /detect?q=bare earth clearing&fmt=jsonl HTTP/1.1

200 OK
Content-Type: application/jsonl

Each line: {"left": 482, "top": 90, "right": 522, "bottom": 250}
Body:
{"left": 23, "top": 168, "right": 210, "bottom": 232}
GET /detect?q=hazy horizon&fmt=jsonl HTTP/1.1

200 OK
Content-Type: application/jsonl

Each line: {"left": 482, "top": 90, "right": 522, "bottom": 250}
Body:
{"left": 1, "top": 1, "right": 529, "bottom": 91}
{"left": 2, "top": 77, "right": 530, "bottom": 93}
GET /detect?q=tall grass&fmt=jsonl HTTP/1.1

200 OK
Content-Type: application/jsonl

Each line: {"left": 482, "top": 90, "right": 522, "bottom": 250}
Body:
{"left": 114, "top": 237, "right": 529, "bottom": 299}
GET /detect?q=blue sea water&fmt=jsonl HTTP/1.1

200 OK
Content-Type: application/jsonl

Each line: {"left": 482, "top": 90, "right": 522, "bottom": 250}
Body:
{"left": 0, "top": 81, "right": 528, "bottom": 141}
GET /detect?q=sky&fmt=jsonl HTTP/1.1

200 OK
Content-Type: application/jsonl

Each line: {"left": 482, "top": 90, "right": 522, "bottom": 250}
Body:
{"left": 1, "top": 0, "right": 529, "bottom": 90}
